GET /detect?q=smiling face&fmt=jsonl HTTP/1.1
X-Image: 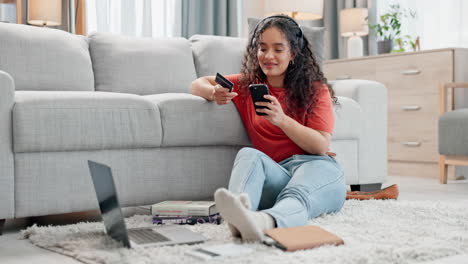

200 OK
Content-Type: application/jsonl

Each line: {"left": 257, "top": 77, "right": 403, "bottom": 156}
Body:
{"left": 257, "top": 26, "right": 294, "bottom": 86}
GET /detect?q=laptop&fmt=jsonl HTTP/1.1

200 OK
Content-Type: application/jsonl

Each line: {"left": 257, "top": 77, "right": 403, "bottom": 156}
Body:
{"left": 87, "top": 160, "right": 207, "bottom": 248}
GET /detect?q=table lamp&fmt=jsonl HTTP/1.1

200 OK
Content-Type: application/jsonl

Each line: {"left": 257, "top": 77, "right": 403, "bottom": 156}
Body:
{"left": 264, "top": 0, "right": 324, "bottom": 20}
{"left": 28, "top": 0, "right": 62, "bottom": 27}
{"left": 340, "top": 8, "right": 368, "bottom": 58}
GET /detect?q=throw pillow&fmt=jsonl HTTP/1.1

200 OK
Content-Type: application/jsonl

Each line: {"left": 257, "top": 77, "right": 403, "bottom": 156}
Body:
{"left": 189, "top": 35, "right": 247, "bottom": 78}
{"left": 88, "top": 32, "right": 197, "bottom": 95}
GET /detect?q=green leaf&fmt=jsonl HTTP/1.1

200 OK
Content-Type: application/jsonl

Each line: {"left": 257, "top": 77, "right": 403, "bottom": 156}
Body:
{"left": 370, "top": 4, "right": 417, "bottom": 41}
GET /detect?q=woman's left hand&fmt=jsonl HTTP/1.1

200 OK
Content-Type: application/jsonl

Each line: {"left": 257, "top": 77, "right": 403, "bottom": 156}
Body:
{"left": 255, "top": 95, "right": 288, "bottom": 127}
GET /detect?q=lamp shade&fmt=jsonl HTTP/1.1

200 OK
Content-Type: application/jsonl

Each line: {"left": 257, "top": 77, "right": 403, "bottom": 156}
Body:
{"left": 264, "top": 0, "right": 324, "bottom": 20}
{"left": 28, "top": 0, "right": 62, "bottom": 26}
{"left": 340, "top": 8, "right": 369, "bottom": 37}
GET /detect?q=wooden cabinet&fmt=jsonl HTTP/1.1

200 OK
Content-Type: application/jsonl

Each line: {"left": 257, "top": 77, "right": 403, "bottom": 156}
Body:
{"left": 324, "top": 48, "right": 468, "bottom": 178}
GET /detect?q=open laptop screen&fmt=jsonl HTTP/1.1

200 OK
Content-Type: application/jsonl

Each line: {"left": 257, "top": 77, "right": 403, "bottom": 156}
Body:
{"left": 88, "top": 160, "right": 131, "bottom": 248}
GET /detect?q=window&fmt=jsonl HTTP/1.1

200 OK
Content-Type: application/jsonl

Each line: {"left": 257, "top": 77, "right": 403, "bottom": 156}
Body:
{"left": 377, "top": 0, "right": 468, "bottom": 49}
{"left": 86, "top": 0, "right": 181, "bottom": 37}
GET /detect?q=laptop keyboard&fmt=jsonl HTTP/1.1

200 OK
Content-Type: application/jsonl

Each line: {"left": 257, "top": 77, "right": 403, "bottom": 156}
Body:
{"left": 128, "top": 228, "right": 171, "bottom": 244}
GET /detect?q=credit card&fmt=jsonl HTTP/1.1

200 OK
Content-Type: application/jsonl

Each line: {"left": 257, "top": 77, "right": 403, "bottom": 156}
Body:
{"left": 215, "top": 73, "right": 234, "bottom": 92}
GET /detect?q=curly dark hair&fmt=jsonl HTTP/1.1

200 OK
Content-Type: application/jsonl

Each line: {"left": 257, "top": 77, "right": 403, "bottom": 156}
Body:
{"left": 239, "top": 15, "right": 338, "bottom": 123}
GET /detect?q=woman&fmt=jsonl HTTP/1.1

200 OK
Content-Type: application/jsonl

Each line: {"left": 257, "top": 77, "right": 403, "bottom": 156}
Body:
{"left": 190, "top": 15, "right": 346, "bottom": 242}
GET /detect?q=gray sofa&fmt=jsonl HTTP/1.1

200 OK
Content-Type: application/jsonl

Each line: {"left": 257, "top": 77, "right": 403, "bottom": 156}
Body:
{"left": 0, "top": 23, "right": 387, "bottom": 230}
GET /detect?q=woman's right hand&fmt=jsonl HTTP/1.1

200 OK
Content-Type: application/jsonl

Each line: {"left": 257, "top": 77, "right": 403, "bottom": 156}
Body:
{"left": 212, "top": 85, "right": 238, "bottom": 105}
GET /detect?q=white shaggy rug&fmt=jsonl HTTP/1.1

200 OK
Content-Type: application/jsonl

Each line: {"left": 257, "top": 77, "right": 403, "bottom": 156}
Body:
{"left": 21, "top": 200, "right": 468, "bottom": 264}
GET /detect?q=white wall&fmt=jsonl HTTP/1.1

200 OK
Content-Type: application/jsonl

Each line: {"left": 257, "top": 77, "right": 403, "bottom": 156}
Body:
{"left": 239, "top": 0, "right": 324, "bottom": 37}
{"left": 376, "top": 0, "right": 468, "bottom": 50}
{"left": 241, "top": 0, "right": 264, "bottom": 37}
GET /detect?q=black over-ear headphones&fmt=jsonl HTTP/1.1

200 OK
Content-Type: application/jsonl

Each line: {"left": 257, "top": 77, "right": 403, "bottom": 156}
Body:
{"left": 250, "top": 15, "right": 304, "bottom": 49}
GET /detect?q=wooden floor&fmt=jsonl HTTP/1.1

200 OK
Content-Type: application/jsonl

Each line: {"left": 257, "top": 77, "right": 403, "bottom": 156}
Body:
{"left": 385, "top": 175, "right": 468, "bottom": 201}
{"left": 0, "top": 175, "right": 467, "bottom": 264}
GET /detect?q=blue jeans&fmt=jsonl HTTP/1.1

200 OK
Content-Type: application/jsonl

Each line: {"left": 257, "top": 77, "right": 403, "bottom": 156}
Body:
{"left": 228, "top": 147, "right": 346, "bottom": 228}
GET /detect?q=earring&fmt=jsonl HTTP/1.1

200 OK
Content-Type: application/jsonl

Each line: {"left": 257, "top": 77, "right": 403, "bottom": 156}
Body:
{"left": 289, "top": 60, "right": 294, "bottom": 66}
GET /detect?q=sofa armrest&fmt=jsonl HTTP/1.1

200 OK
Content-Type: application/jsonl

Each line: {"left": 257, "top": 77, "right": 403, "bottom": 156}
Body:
{"left": 0, "top": 70, "right": 15, "bottom": 219}
{"left": 330, "top": 79, "right": 388, "bottom": 185}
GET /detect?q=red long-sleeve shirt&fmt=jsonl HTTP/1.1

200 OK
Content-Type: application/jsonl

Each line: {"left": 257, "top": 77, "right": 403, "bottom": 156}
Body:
{"left": 227, "top": 74, "right": 334, "bottom": 162}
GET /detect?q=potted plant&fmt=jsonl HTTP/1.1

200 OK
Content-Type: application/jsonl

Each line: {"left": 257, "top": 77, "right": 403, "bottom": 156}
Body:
{"left": 367, "top": 4, "right": 416, "bottom": 54}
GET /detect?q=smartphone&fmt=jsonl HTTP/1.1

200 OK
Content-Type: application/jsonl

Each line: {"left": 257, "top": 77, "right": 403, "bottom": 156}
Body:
{"left": 249, "top": 84, "right": 270, "bottom": 116}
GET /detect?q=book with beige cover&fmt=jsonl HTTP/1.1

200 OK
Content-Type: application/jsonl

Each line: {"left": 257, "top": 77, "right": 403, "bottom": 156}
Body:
{"left": 264, "top": 225, "right": 344, "bottom": 252}
{"left": 151, "top": 201, "right": 218, "bottom": 216}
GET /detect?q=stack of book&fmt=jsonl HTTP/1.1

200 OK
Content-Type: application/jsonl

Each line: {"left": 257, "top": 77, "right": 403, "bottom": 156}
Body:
{"left": 151, "top": 201, "right": 222, "bottom": 225}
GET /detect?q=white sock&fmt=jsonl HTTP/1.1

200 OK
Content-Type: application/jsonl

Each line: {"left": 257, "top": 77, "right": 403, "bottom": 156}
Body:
{"left": 227, "top": 193, "right": 251, "bottom": 238}
{"left": 215, "top": 188, "right": 276, "bottom": 242}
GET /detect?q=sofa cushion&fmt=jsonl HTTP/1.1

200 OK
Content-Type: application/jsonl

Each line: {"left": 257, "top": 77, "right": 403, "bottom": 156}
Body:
{"left": 13, "top": 91, "right": 162, "bottom": 153}
{"left": 0, "top": 23, "right": 94, "bottom": 91}
{"left": 88, "top": 33, "right": 197, "bottom": 95}
{"left": 439, "top": 109, "right": 468, "bottom": 155}
{"left": 333, "top": 96, "right": 361, "bottom": 139}
{"left": 247, "top": 18, "right": 325, "bottom": 68}
{"left": 189, "top": 35, "right": 248, "bottom": 78}
{"left": 144, "top": 93, "right": 251, "bottom": 147}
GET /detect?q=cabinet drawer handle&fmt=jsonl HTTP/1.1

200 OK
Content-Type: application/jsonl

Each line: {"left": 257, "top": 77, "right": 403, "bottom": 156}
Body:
{"left": 401, "top": 105, "right": 421, "bottom": 111}
{"left": 335, "top": 75, "right": 351, "bottom": 80}
{"left": 400, "top": 141, "right": 421, "bottom": 147}
{"left": 401, "top": 69, "right": 421, "bottom": 75}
